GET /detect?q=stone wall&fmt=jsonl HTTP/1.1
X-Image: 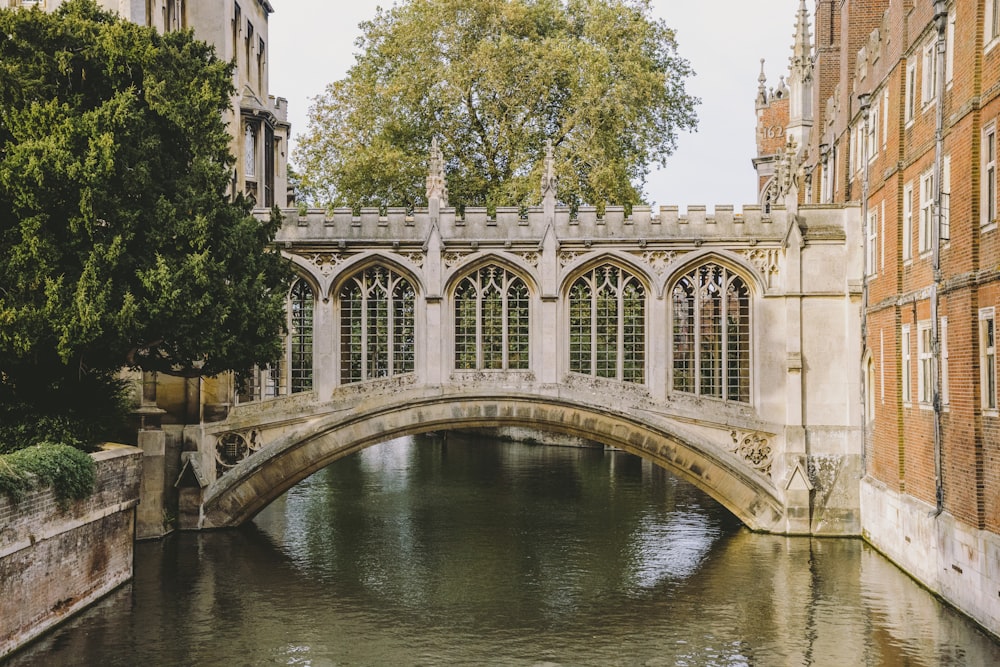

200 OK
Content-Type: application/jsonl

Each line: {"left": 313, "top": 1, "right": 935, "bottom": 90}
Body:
{"left": 0, "top": 445, "right": 142, "bottom": 659}
{"left": 861, "top": 477, "right": 1000, "bottom": 640}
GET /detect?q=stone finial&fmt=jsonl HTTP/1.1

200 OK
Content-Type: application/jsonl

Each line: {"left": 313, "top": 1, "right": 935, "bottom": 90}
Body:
{"left": 791, "top": 0, "right": 813, "bottom": 83}
{"left": 426, "top": 137, "right": 448, "bottom": 207}
{"left": 541, "top": 140, "right": 557, "bottom": 204}
{"left": 756, "top": 59, "right": 769, "bottom": 108}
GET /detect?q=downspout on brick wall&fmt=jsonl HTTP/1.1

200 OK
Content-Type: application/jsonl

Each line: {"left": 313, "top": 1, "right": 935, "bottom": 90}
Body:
{"left": 931, "top": 0, "right": 948, "bottom": 515}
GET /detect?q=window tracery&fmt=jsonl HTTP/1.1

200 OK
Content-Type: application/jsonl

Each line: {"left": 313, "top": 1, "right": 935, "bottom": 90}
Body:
{"left": 671, "top": 264, "right": 750, "bottom": 403}
{"left": 289, "top": 278, "right": 314, "bottom": 393}
{"left": 568, "top": 264, "right": 645, "bottom": 383}
{"left": 340, "top": 266, "right": 415, "bottom": 383}
{"left": 454, "top": 265, "right": 529, "bottom": 370}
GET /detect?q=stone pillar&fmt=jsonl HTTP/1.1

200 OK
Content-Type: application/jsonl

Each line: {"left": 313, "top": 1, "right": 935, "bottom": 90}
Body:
{"left": 134, "top": 371, "right": 169, "bottom": 540}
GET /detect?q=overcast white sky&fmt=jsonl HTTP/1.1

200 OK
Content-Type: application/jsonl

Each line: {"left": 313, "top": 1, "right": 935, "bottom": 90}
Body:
{"left": 268, "top": 1, "right": 803, "bottom": 209}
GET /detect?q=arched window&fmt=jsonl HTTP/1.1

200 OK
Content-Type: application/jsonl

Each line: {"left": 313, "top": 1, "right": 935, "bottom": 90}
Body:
{"left": 671, "top": 264, "right": 750, "bottom": 403}
{"left": 454, "top": 265, "right": 529, "bottom": 370}
{"left": 244, "top": 122, "right": 256, "bottom": 178}
{"left": 568, "top": 264, "right": 645, "bottom": 383}
{"left": 340, "top": 266, "right": 415, "bottom": 383}
{"left": 289, "top": 278, "right": 314, "bottom": 393}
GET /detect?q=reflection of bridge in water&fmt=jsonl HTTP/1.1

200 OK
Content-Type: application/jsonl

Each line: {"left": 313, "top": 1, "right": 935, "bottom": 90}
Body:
{"left": 177, "top": 153, "right": 862, "bottom": 535}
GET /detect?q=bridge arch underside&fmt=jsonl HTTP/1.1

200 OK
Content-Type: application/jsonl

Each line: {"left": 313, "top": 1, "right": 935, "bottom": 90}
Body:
{"left": 201, "top": 397, "right": 785, "bottom": 532}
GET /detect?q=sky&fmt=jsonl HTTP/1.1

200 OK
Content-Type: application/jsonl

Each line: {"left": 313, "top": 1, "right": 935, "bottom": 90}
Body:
{"left": 267, "top": 1, "right": 803, "bottom": 209}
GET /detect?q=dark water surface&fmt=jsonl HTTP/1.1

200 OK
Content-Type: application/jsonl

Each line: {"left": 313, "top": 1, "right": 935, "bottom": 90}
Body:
{"left": 6, "top": 434, "right": 1000, "bottom": 666}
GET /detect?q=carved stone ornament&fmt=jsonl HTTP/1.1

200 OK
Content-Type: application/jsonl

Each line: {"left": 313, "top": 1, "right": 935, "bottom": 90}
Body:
{"left": 742, "top": 247, "right": 780, "bottom": 287}
{"left": 396, "top": 250, "right": 425, "bottom": 268}
{"left": 729, "top": 430, "right": 773, "bottom": 477}
{"left": 559, "top": 251, "right": 582, "bottom": 268}
{"left": 443, "top": 251, "right": 469, "bottom": 269}
{"left": 635, "top": 249, "right": 677, "bottom": 277}
{"left": 517, "top": 251, "right": 540, "bottom": 268}
{"left": 298, "top": 251, "right": 348, "bottom": 277}
{"left": 215, "top": 429, "right": 264, "bottom": 478}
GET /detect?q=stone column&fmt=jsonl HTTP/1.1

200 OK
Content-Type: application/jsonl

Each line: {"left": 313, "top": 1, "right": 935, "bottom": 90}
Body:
{"left": 134, "top": 373, "right": 169, "bottom": 539}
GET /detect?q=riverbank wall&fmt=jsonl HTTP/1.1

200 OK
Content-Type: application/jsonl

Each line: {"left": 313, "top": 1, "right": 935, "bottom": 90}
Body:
{"left": 0, "top": 445, "right": 142, "bottom": 659}
{"left": 861, "top": 477, "right": 1000, "bottom": 640}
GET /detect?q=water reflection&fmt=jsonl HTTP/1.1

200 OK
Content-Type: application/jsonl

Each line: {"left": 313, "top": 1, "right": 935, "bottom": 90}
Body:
{"left": 4, "top": 433, "right": 998, "bottom": 666}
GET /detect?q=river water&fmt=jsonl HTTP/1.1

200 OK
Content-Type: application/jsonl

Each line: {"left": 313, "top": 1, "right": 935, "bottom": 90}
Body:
{"left": 5, "top": 433, "right": 1000, "bottom": 666}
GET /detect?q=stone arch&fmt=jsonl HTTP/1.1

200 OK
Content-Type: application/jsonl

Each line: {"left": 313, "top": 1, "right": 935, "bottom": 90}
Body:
{"left": 286, "top": 272, "right": 318, "bottom": 300}
{"left": 200, "top": 393, "right": 785, "bottom": 532}
{"left": 283, "top": 253, "right": 324, "bottom": 296}
{"left": 663, "top": 249, "right": 765, "bottom": 297}
{"left": 442, "top": 251, "right": 541, "bottom": 299}
{"left": 326, "top": 251, "right": 425, "bottom": 303}
{"left": 558, "top": 251, "right": 655, "bottom": 297}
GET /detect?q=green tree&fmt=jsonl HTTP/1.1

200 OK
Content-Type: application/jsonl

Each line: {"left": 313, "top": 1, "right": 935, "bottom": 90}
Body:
{"left": 296, "top": 0, "right": 698, "bottom": 210}
{"left": 0, "top": 1, "right": 291, "bottom": 448}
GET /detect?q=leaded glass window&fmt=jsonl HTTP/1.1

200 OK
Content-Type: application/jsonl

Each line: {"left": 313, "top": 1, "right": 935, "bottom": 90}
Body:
{"left": 340, "top": 267, "right": 415, "bottom": 383}
{"left": 454, "top": 265, "right": 530, "bottom": 370}
{"left": 289, "top": 278, "right": 314, "bottom": 393}
{"left": 568, "top": 264, "right": 645, "bottom": 383}
{"left": 671, "top": 264, "right": 750, "bottom": 403}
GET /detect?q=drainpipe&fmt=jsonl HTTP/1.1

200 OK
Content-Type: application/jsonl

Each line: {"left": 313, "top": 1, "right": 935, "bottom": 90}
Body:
{"left": 931, "top": 0, "right": 948, "bottom": 515}
{"left": 858, "top": 93, "right": 871, "bottom": 477}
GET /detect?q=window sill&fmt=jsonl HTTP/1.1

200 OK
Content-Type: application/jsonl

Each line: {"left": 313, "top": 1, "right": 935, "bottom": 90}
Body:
{"left": 982, "top": 222, "right": 998, "bottom": 234}
{"left": 983, "top": 408, "right": 999, "bottom": 418}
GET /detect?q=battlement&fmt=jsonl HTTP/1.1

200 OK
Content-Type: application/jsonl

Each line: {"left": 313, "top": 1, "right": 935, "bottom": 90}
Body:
{"left": 271, "top": 204, "right": 797, "bottom": 245}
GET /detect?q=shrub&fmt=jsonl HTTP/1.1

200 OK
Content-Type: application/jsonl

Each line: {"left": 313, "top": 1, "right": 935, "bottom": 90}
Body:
{"left": 0, "top": 443, "right": 97, "bottom": 507}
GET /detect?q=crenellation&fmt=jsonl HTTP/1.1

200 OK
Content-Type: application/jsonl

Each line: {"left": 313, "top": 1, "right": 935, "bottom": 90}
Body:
{"left": 275, "top": 203, "right": 805, "bottom": 247}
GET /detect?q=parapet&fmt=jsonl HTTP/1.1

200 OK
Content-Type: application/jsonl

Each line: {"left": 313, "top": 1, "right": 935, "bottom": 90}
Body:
{"left": 272, "top": 204, "right": 794, "bottom": 245}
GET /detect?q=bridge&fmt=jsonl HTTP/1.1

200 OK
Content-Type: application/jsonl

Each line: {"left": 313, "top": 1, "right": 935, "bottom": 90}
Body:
{"left": 176, "top": 150, "right": 863, "bottom": 536}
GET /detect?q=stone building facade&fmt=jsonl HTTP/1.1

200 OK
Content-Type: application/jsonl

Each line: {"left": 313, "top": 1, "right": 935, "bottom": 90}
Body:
{"left": 757, "top": 0, "right": 1000, "bottom": 637}
{"left": 8, "top": 0, "right": 290, "bottom": 209}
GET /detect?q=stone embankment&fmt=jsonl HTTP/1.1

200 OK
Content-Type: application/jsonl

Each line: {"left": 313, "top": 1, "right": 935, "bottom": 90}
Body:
{"left": 0, "top": 445, "right": 142, "bottom": 659}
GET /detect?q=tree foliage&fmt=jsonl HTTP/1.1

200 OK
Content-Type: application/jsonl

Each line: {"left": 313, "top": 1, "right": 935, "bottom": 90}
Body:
{"left": 0, "top": 0, "right": 291, "bottom": 431}
{"left": 296, "top": 0, "right": 698, "bottom": 210}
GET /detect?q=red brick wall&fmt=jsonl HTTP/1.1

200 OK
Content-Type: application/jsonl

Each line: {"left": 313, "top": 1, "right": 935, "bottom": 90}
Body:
{"left": 849, "top": 0, "right": 1000, "bottom": 530}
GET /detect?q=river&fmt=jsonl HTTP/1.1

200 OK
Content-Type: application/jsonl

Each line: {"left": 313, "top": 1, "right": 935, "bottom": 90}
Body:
{"left": 5, "top": 433, "right": 1000, "bottom": 666}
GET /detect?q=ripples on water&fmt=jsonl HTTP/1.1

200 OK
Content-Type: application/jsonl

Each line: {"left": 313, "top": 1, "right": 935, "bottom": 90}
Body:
{"left": 4, "top": 433, "right": 999, "bottom": 666}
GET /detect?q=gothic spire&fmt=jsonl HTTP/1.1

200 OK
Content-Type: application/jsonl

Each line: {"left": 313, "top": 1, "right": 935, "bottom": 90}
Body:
{"left": 426, "top": 137, "right": 448, "bottom": 207}
{"left": 756, "top": 58, "right": 769, "bottom": 108}
{"left": 790, "top": 0, "right": 813, "bottom": 85}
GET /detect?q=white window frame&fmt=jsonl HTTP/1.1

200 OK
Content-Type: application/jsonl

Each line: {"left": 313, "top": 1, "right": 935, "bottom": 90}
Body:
{"left": 941, "top": 316, "right": 949, "bottom": 407}
{"left": 882, "top": 89, "right": 889, "bottom": 151}
{"left": 981, "top": 307, "right": 997, "bottom": 413}
{"left": 984, "top": 123, "right": 997, "bottom": 230}
{"left": 905, "top": 62, "right": 917, "bottom": 126}
{"left": 919, "top": 169, "right": 934, "bottom": 254}
{"left": 988, "top": 0, "right": 1000, "bottom": 52}
{"left": 902, "top": 324, "right": 912, "bottom": 405}
{"left": 903, "top": 182, "right": 914, "bottom": 262}
{"left": 880, "top": 329, "right": 885, "bottom": 404}
{"left": 866, "top": 208, "right": 878, "bottom": 277}
{"left": 868, "top": 96, "right": 880, "bottom": 161}
{"left": 921, "top": 40, "right": 937, "bottom": 107}
{"left": 942, "top": 154, "right": 951, "bottom": 244}
{"left": 918, "top": 320, "right": 933, "bottom": 407}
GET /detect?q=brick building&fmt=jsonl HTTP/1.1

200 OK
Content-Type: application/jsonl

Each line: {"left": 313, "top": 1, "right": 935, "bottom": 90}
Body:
{"left": 757, "top": 0, "right": 1000, "bottom": 635}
